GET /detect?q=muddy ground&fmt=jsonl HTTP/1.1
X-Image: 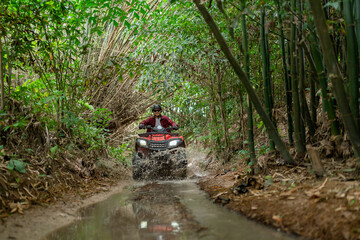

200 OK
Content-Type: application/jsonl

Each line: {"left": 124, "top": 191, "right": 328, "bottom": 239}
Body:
{"left": 0, "top": 179, "right": 131, "bottom": 240}
{"left": 198, "top": 153, "right": 360, "bottom": 240}
{"left": 1, "top": 148, "right": 360, "bottom": 240}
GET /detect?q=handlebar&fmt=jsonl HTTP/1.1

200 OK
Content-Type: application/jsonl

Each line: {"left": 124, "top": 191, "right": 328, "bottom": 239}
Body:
{"left": 145, "top": 125, "right": 175, "bottom": 132}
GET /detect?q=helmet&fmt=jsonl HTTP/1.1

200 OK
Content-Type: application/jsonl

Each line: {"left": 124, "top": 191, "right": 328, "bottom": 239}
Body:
{"left": 151, "top": 104, "right": 162, "bottom": 112}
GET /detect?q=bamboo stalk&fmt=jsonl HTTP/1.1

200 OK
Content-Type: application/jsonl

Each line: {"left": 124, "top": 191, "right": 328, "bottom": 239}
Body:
{"left": 308, "top": 32, "right": 340, "bottom": 136}
{"left": 309, "top": 0, "right": 360, "bottom": 158}
{"left": 291, "top": 0, "right": 306, "bottom": 153}
{"left": 355, "top": 0, "right": 360, "bottom": 67}
{"left": 241, "top": 9, "right": 256, "bottom": 166}
{"left": 260, "top": 6, "right": 275, "bottom": 150}
{"left": 276, "top": 0, "right": 294, "bottom": 146}
{"left": 344, "top": 0, "right": 360, "bottom": 129}
{"left": 193, "top": 0, "right": 295, "bottom": 164}
{"left": 298, "top": 0, "right": 314, "bottom": 139}
{"left": 0, "top": 35, "right": 4, "bottom": 110}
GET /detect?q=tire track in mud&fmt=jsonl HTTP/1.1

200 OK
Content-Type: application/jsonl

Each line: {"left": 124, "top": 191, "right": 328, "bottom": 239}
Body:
{"left": 46, "top": 180, "right": 298, "bottom": 240}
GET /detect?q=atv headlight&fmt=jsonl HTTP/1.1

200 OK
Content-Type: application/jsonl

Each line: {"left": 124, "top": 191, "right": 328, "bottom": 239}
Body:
{"left": 169, "top": 140, "right": 180, "bottom": 147}
{"left": 138, "top": 139, "right": 147, "bottom": 147}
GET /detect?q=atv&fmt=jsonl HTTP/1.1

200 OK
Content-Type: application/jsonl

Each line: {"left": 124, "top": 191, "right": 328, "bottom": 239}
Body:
{"left": 132, "top": 125, "right": 187, "bottom": 180}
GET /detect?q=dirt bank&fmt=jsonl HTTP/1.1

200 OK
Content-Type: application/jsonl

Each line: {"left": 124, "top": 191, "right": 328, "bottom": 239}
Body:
{"left": 0, "top": 179, "right": 131, "bottom": 240}
{"left": 197, "top": 158, "right": 360, "bottom": 240}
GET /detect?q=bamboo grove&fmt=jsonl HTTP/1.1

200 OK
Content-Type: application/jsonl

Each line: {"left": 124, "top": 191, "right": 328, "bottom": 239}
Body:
{"left": 148, "top": 0, "right": 360, "bottom": 167}
{"left": 0, "top": 0, "right": 360, "bottom": 169}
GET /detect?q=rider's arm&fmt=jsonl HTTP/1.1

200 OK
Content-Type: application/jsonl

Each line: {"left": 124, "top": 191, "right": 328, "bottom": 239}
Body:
{"left": 162, "top": 116, "right": 178, "bottom": 128}
{"left": 140, "top": 116, "right": 153, "bottom": 127}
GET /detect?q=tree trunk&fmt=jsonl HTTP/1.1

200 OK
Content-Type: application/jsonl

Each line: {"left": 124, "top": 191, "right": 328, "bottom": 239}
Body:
{"left": 260, "top": 6, "right": 275, "bottom": 150}
{"left": 299, "top": 44, "right": 309, "bottom": 142}
{"left": 309, "top": 0, "right": 360, "bottom": 157}
{"left": 209, "top": 78, "right": 221, "bottom": 149}
{"left": 344, "top": 0, "right": 360, "bottom": 130}
{"left": 193, "top": 0, "right": 295, "bottom": 164}
{"left": 0, "top": 35, "right": 4, "bottom": 111}
{"left": 7, "top": 51, "right": 12, "bottom": 96}
{"left": 309, "top": 33, "right": 340, "bottom": 136}
{"left": 291, "top": 0, "right": 306, "bottom": 154}
{"left": 299, "top": 40, "right": 319, "bottom": 127}
{"left": 215, "top": 70, "right": 230, "bottom": 155}
{"left": 276, "top": 0, "right": 294, "bottom": 146}
{"left": 241, "top": 11, "right": 256, "bottom": 168}
{"left": 355, "top": 0, "right": 360, "bottom": 67}
{"left": 299, "top": 0, "right": 315, "bottom": 139}
{"left": 310, "top": 70, "right": 317, "bottom": 126}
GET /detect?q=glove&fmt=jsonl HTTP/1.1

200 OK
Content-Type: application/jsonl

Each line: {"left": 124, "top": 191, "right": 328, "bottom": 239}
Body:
{"left": 172, "top": 124, "right": 179, "bottom": 130}
{"left": 139, "top": 123, "right": 145, "bottom": 129}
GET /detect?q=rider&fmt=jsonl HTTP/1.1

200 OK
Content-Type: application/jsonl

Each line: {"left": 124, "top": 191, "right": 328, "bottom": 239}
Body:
{"left": 139, "top": 104, "right": 179, "bottom": 132}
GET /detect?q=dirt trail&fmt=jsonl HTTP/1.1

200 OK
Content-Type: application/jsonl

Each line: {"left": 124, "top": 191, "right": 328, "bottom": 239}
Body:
{"left": 0, "top": 181, "right": 130, "bottom": 240}
{"left": 0, "top": 148, "right": 206, "bottom": 240}
{"left": 47, "top": 180, "right": 298, "bottom": 240}
{"left": 2, "top": 148, "right": 359, "bottom": 240}
{"left": 198, "top": 164, "right": 360, "bottom": 240}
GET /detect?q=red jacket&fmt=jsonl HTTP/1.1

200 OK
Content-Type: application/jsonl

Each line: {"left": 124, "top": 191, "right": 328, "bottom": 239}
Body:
{"left": 140, "top": 115, "right": 177, "bottom": 132}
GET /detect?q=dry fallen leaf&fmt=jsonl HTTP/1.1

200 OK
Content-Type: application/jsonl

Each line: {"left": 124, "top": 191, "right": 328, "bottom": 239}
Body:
{"left": 213, "top": 191, "right": 227, "bottom": 199}
{"left": 305, "top": 190, "right": 321, "bottom": 198}
{"left": 335, "top": 206, "right": 347, "bottom": 212}
{"left": 272, "top": 215, "right": 282, "bottom": 224}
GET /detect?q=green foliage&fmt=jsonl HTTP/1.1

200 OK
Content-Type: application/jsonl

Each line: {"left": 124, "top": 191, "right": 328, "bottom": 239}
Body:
{"left": 2, "top": 0, "right": 354, "bottom": 167}
{"left": 50, "top": 145, "right": 59, "bottom": 158}
{"left": 108, "top": 143, "right": 132, "bottom": 165}
{"left": 3, "top": 117, "right": 28, "bottom": 131}
{"left": 257, "top": 144, "right": 270, "bottom": 156}
{"left": 6, "top": 159, "right": 29, "bottom": 173}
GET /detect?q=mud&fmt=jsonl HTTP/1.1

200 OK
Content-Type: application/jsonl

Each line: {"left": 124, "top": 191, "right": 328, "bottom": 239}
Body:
{"left": 133, "top": 148, "right": 187, "bottom": 180}
{"left": 46, "top": 181, "right": 297, "bottom": 240}
{"left": 0, "top": 149, "right": 204, "bottom": 240}
{"left": 0, "top": 181, "right": 130, "bottom": 240}
{"left": 198, "top": 166, "right": 360, "bottom": 240}
{"left": 2, "top": 148, "right": 357, "bottom": 240}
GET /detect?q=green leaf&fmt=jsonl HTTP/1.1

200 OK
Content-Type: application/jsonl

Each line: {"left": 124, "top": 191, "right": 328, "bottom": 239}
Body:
{"left": 113, "top": 20, "right": 119, "bottom": 27}
{"left": 324, "top": 2, "right": 340, "bottom": 11}
{"left": 343, "top": 168, "right": 356, "bottom": 172}
{"left": 75, "top": 38, "right": 81, "bottom": 46}
{"left": 7, "top": 160, "right": 28, "bottom": 173}
{"left": 124, "top": 20, "right": 131, "bottom": 29}
{"left": 6, "top": 161, "right": 14, "bottom": 171}
{"left": 50, "top": 145, "right": 58, "bottom": 158}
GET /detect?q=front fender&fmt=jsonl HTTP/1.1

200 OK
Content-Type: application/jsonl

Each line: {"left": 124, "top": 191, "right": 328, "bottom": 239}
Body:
{"left": 135, "top": 144, "right": 149, "bottom": 158}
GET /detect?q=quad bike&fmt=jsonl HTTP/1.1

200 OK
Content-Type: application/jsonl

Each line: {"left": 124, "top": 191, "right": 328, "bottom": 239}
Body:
{"left": 132, "top": 125, "right": 187, "bottom": 180}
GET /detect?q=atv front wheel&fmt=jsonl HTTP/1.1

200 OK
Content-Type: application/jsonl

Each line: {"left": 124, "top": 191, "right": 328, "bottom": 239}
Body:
{"left": 132, "top": 154, "right": 143, "bottom": 180}
{"left": 173, "top": 148, "right": 187, "bottom": 179}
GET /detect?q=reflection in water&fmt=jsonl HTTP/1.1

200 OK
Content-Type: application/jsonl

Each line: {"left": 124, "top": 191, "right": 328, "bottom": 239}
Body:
{"left": 46, "top": 181, "right": 298, "bottom": 240}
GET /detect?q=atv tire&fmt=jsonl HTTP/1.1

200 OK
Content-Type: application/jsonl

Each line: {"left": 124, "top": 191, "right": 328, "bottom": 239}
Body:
{"left": 132, "top": 154, "right": 143, "bottom": 180}
{"left": 174, "top": 148, "right": 187, "bottom": 179}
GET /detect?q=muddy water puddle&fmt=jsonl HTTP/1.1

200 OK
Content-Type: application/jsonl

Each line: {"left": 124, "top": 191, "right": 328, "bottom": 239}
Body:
{"left": 46, "top": 180, "right": 298, "bottom": 240}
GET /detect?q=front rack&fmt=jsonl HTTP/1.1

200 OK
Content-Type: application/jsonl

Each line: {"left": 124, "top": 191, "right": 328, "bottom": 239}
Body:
{"left": 138, "top": 132, "right": 179, "bottom": 137}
